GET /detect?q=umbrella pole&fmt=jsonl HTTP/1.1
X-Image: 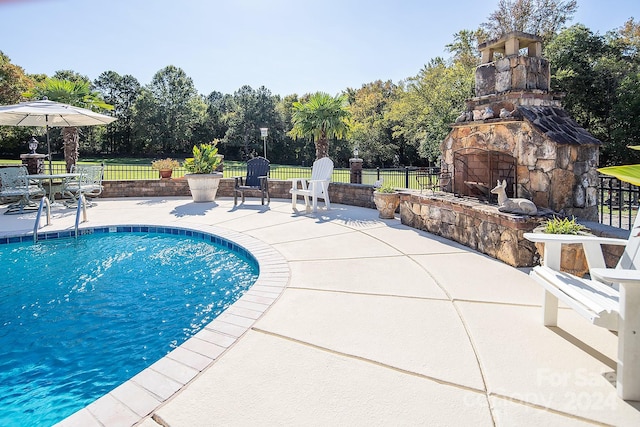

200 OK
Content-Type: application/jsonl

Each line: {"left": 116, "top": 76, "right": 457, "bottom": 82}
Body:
{"left": 46, "top": 124, "right": 52, "bottom": 174}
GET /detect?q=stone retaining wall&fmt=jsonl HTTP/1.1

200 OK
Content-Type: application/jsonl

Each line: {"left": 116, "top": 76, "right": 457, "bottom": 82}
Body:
{"left": 400, "top": 191, "right": 541, "bottom": 267}
{"left": 101, "top": 179, "right": 376, "bottom": 209}
{"left": 399, "top": 192, "right": 626, "bottom": 268}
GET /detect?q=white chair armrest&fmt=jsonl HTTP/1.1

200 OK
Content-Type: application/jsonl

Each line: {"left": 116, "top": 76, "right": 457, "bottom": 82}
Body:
{"left": 524, "top": 232, "right": 629, "bottom": 271}
{"left": 308, "top": 179, "right": 329, "bottom": 186}
{"left": 591, "top": 268, "right": 640, "bottom": 285}
{"left": 523, "top": 233, "right": 627, "bottom": 246}
{"left": 290, "top": 177, "right": 309, "bottom": 192}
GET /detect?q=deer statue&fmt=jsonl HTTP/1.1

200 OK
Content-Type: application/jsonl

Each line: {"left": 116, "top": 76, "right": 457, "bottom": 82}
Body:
{"left": 490, "top": 180, "right": 537, "bottom": 215}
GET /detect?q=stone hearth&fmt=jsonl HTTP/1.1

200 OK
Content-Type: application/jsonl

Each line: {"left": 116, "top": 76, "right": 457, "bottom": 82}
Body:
{"left": 400, "top": 191, "right": 540, "bottom": 267}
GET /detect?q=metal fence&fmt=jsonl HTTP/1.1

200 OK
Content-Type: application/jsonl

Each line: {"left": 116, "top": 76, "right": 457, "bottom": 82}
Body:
{"left": 1, "top": 162, "right": 442, "bottom": 189}
{"left": 598, "top": 176, "right": 639, "bottom": 230}
{"left": 56, "top": 164, "right": 437, "bottom": 191}
{"left": 224, "top": 165, "right": 442, "bottom": 190}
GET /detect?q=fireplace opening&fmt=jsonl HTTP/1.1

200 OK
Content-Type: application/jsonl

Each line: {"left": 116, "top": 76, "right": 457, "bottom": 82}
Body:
{"left": 453, "top": 148, "right": 517, "bottom": 202}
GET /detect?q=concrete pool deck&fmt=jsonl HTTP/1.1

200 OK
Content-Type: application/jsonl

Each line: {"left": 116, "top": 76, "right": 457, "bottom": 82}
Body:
{"left": 2, "top": 197, "right": 640, "bottom": 426}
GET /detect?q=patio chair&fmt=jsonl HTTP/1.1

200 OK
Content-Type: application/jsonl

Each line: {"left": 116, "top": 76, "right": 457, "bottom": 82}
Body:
{"left": 0, "top": 166, "right": 46, "bottom": 214}
{"left": 290, "top": 157, "right": 333, "bottom": 213}
{"left": 524, "top": 214, "right": 640, "bottom": 400}
{"left": 61, "top": 164, "right": 104, "bottom": 207}
{"left": 233, "top": 157, "right": 270, "bottom": 206}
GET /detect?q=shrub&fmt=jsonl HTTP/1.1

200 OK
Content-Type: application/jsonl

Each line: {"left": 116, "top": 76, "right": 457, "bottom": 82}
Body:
{"left": 183, "top": 141, "right": 221, "bottom": 174}
{"left": 376, "top": 183, "right": 397, "bottom": 193}
{"left": 542, "top": 216, "right": 589, "bottom": 234}
{"left": 151, "top": 158, "right": 180, "bottom": 170}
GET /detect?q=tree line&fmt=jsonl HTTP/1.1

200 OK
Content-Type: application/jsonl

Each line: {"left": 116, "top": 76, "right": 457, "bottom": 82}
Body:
{"left": 1, "top": 0, "right": 638, "bottom": 168}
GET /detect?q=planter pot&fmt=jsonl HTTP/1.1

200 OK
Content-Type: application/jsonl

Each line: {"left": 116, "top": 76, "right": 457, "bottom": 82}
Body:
{"left": 532, "top": 227, "right": 590, "bottom": 277}
{"left": 373, "top": 191, "right": 400, "bottom": 219}
{"left": 185, "top": 173, "right": 223, "bottom": 202}
{"left": 159, "top": 169, "right": 173, "bottom": 179}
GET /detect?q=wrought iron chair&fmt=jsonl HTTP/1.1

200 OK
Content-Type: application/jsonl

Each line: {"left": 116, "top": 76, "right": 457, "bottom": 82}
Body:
{"left": 0, "top": 166, "right": 46, "bottom": 214}
{"left": 61, "top": 164, "right": 104, "bottom": 207}
{"left": 233, "top": 157, "right": 270, "bottom": 206}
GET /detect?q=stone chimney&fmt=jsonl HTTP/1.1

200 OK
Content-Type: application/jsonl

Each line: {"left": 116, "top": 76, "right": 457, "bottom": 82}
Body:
{"left": 475, "top": 32, "right": 549, "bottom": 97}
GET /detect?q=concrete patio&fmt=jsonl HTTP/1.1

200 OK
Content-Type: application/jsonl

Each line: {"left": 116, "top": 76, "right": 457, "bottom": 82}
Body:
{"left": 2, "top": 197, "right": 639, "bottom": 426}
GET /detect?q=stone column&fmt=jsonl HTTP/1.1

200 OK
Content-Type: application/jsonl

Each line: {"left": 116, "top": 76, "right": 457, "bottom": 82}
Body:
{"left": 349, "top": 158, "right": 363, "bottom": 184}
{"left": 215, "top": 155, "right": 224, "bottom": 172}
{"left": 20, "top": 153, "right": 47, "bottom": 174}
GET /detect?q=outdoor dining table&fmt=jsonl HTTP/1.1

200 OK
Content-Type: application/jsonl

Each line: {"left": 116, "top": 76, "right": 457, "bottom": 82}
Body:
{"left": 28, "top": 173, "right": 80, "bottom": 203}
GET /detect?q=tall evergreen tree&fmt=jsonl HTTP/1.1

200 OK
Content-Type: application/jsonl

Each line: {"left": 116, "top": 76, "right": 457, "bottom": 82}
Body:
{"left": 132, "top": 65, "right": 206, "bottom": 154}
{"left": 94, "top": 71, "right": 141, "bottom": 154}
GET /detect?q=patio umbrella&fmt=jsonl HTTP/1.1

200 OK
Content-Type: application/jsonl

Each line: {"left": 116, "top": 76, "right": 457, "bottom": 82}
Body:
{"left": 0, "top": 99, "right": 117, "bottom": 172}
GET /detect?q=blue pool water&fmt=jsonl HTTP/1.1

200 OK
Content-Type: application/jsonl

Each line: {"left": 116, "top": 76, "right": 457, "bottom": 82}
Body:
{"left": 0, "top": 228, "right": 258, "bottom": 426}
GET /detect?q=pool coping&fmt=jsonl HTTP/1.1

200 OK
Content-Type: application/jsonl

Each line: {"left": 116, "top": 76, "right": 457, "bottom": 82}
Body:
{"left": 30, "top": 223, "right": 291, "bottom": 427}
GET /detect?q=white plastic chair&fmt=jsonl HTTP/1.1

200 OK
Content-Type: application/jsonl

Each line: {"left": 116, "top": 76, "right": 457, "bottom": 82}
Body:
{"left": 290, "top": 157, "right": 333, "bottom": 213}
{"left": 524, "top": 214, "right": 640, "bottom": 400}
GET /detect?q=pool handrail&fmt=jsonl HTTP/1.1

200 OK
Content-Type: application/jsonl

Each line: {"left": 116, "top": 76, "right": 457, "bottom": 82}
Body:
{"left": 33, "top": 196, "right": 51, "bottom": 242}
{"left": 74, "top": 194, "right": 88, "bottom": 239}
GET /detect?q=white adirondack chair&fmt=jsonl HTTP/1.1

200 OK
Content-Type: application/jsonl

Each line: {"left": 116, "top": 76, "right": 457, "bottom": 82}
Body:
{"left": 524, "top": 214, "right": 640, "bottom": 400}
{"left": 290, "top": 157, "right": 333, "bottom": 213}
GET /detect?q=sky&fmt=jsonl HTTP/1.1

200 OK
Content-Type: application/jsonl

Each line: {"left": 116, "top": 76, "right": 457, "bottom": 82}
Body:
{"left": 0, "top": 0, "right": 638, "bottom": 98}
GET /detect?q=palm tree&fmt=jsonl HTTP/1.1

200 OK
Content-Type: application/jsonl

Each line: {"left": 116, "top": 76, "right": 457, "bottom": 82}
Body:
{"left": 26, "top": 78, "right": 113, "bottom": 172}
{"left": 289, "top": 92, "right": 350, "bottom": 160}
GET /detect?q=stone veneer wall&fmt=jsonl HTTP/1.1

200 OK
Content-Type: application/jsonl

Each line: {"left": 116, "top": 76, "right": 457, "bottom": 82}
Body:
{"left": 101, "top": 179, "right": 376, "bottom": 209}
{"left": 399, "top": 192, "right": 540, "bottom": 267}
{"left": 443, "top": 119, "right": 600, "bottom": 220}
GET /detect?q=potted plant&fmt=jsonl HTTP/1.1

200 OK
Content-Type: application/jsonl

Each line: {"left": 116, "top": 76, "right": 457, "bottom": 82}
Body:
{"left": 151, "top": 158, "right": 181, "bottom": 179}
{"left": 533, "top": 216, "right": 591, "bottom": 277}
{"left": 373, "top": 183, "right": 400, "bottom": 219}
{"left": 184, "top": 141, "right": 223, "bottom": 202}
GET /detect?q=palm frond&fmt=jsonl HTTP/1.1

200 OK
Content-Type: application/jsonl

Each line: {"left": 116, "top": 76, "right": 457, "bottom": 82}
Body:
{"left": 598, "top": 164, "right": 640, "bottom": 186}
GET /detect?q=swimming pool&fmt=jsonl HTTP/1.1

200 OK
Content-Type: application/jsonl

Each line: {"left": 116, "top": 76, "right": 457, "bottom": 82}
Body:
{"left": 0, "top": 226, "right": 259, "bottom": 426}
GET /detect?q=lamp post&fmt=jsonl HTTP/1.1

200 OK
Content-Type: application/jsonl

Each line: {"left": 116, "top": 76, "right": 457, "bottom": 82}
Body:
{"left": 259, "top": 127, "right": 268, "bottom": 159}
{"left": 28, "top": 137, "right": 39, "bottom": 154}
{"left": 20, "top": 136, "right": 46, "bottom": 174}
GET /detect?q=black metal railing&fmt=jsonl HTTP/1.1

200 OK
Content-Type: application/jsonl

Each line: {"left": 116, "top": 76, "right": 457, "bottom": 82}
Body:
{"left": 598, "top": 175, "right": 639, "bottom": 230}
{"left": 225, "top": 165, "right": 444, "bottom": 189}
{"left": 1, "top": 162, "right": 444, "bottom": 190}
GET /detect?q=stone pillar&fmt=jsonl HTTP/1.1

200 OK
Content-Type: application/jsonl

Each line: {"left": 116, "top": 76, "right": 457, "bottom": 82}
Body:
{"left": 349, "top": 158, "right": 363, "bottom": 184}
{"left": 505, "top": 37, "right": 520, "bottom": 56}
{"left": 215, "top": 155, "right": 224, "bottom": 172}
{"left": 528, "top": 41, "right": 542, "bottom": 57}
{"left": 481, "top": 48, "right": 493, "bottom": 64}
{"left": 20, "top": 153, "right": 47, "bottom": 174}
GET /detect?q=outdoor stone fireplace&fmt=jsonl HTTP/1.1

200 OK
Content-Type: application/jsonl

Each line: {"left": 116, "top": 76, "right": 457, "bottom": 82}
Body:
{"left": 401, "top": 31, "right": 603, "bottom": 267}
{"left": 442, "top": 31, "right": 601, "bottom": 220}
